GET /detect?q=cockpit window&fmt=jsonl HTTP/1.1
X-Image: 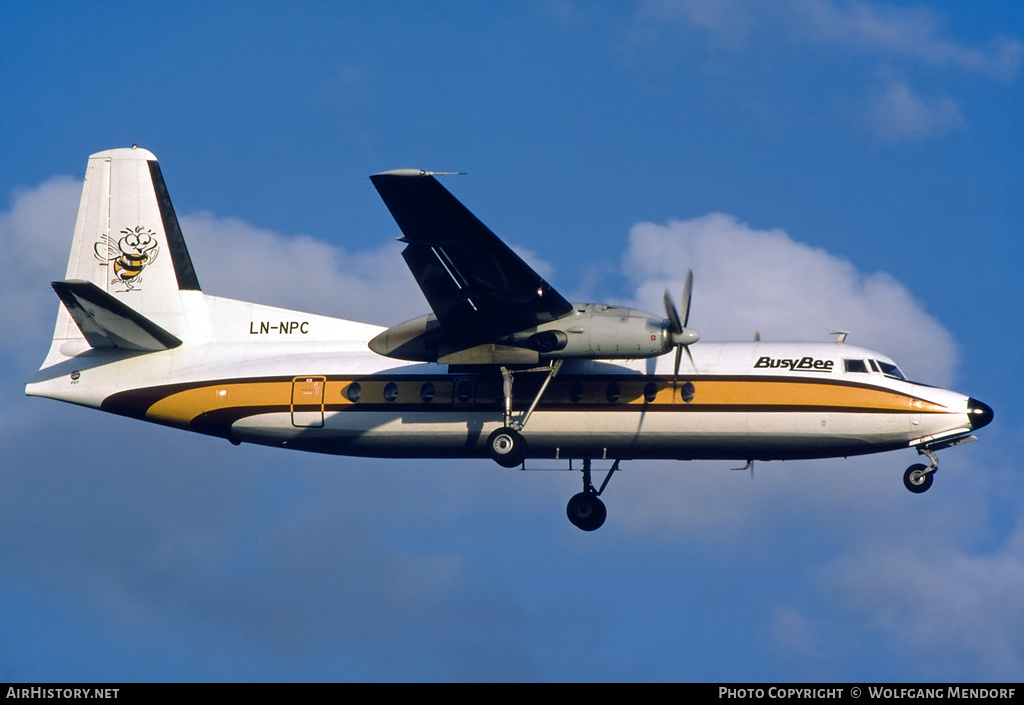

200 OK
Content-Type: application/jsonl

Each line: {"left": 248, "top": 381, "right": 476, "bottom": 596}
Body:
{"left": 877, "top": 361, "right": 907, "bottom": 381}
{"left": 844, "top": 359, "right": 868, "bottom": 373}
{"left": 868, "top": 359, "right": 880, "bottom": 373}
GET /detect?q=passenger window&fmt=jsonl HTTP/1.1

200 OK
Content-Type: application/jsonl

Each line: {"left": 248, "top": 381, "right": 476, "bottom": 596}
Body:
{"left": 643, "top": 382, "right": 658, "bottom": 403}
{"left": 383, "top": 382, "right": 398, "bottom": 402}
{"left": 453, "top": 378, "right": 474, "bottom": 405}
{"left": 844, "top": 359, "right": 868, "bottom": 373}
{"left": 680, "top": 381, "right": 695, "bottom": 403}
{"left": 568, "top": 382, "right": 584, "bottom": 403}
{"left": 419, "top": 382, "right": 435, "bottom": 403}
{"left": 346, "top": 382, "right": 361, "bottom": 403}
{"left": 606, "top": 382, "right": 620, "bottom": 403}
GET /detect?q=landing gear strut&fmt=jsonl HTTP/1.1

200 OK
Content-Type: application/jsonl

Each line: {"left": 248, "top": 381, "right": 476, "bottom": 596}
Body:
{"left": 904, "top": 445, "right": 940, "bottom": 494}
{"left": 486, "top": 361, "right": 562, "bottom": 467}
{"left": 566, "top": 458, "right": 620, "bottom": 531}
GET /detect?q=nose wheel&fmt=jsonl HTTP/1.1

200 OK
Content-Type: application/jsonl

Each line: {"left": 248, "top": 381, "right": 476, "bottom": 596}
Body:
{"left": 903, "top": 463, "right": 934, "bottom": 493}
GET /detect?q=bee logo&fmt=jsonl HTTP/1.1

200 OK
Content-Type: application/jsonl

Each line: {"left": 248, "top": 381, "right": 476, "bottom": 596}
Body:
{"left": 94, "top": 226, "right": 160, "bottom": 291}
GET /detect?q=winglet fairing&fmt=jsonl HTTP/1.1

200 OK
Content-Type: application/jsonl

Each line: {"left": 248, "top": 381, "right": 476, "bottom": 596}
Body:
{"left": 25, "top": 149, "right": 993, "bottom": 531}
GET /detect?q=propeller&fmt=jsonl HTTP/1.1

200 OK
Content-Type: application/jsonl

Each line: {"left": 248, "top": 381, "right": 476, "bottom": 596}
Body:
{"left": 664, "top": 269, "right": 700, "bottom": 390}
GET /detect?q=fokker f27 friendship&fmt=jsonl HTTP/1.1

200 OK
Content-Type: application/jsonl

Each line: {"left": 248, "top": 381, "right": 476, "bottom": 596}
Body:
{"left": 26, "top": 148, "right": 993, "bottom": 530}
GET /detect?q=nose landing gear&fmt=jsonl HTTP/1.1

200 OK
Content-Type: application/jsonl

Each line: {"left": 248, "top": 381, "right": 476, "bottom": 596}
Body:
{"left": 903, "top": 463, "right": 934, "bottom": 494}
{"left": 904, "top": 443, "right": 942, "bottom": 494}
{"left": 903, "top": 438, "right": 968, "bottom": 494}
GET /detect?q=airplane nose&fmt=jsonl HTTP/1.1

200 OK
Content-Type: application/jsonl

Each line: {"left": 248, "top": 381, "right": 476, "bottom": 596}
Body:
{"left": 968, "top": 398, "right": 994, "bottom": 430}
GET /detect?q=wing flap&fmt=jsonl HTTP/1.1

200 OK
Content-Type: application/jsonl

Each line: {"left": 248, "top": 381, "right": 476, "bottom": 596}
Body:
{"left": 370, "top": 171, "right": 573, "bottom": 341}
{"left": 52, "top": 279, "right": 182, "bottom": 351}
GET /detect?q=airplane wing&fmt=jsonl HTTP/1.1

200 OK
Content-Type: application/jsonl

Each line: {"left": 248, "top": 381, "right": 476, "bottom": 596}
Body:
{"left": 370, "top": 170, "right": 573, "bottom": 343}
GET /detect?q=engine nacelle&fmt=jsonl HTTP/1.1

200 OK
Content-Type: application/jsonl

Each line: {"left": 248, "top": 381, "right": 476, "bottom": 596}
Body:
{"left": 506, "top": 304, "right": 670, "bottom": 359}
{"left": 368, "top": 303, "right": 678, "bottom": 365}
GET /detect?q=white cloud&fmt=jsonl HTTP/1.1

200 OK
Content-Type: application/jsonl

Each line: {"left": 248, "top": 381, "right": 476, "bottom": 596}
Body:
{"left": 821, "top": 525, "right": 1024, "bottom": 678}
{"left": 644, "top": 0, "right": 1024, "bottom": 78}
{"left": 0, "top": 176, "right": 82, "bottom": 362}
{"left": 180, "top": 211, "right": 424, "bottom": 326}
{"left": 640, "top": 0, "right": 761, "bottom": 46}
{"left": 793, "top": 0, "right": 1024, "bottom": 79}
{"left": 639, "top": 0, "right": 1022, "bottom": 142}
{"left": 179, "top": 212, "right": 557, "bottom": 327}
{"left": 865, "top": 78, "right": 963, "bottom": 141}
{"left": 623, "top": 212, "right": 957, "bottom": 386}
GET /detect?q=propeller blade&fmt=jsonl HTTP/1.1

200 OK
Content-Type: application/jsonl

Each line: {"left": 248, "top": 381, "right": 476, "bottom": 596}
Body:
{"left": 664, "top": 289, "right": 682, "bottom": 334}
{"left": 666, "top": 269, "right": 698, "bottom": 396}
{"left": 673, "top": 344, "right": 683, "bottom": 390}
{"left": 680, "top": 269, "right": 693, "bottom": 328}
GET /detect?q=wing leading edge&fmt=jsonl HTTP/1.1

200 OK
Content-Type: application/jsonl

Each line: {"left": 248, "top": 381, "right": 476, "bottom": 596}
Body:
{"left": 369, "top": 170, "right": 573, "bottom": 344}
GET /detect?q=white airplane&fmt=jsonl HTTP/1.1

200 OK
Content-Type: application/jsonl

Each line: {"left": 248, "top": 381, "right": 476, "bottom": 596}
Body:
{"left": 26, "top": 147, "right": 993, "bottom": 531}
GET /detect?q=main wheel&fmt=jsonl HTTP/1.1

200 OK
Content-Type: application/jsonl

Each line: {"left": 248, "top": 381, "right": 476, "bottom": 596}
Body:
{"left": 903, "top": 463, "right": 934, "bottom": 494}
{"left": 566, "top": 492, "right": 607, "bottom": 531}
{"left": 487, "top": 427, "right": 526, "bottom": 468}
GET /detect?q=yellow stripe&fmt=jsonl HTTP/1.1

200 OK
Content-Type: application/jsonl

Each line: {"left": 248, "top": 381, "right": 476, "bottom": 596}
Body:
{"left": 147, "top": 382, "right": 292, "bottom": 426}
{"left": 640, "top": 380, "right": 946, "bottom": 412}
{"left": 140, "top": 376, "right": 949, "bottom": 426}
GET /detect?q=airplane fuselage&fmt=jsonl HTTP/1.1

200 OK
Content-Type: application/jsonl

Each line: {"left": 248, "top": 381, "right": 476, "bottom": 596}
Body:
{"left": 27, "top": 294, "right": 984, "bottom": 463}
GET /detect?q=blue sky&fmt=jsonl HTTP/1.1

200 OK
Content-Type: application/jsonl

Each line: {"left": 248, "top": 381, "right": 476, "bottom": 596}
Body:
{"left": 1, "top": 1, "right": 1022, "bottom": 682}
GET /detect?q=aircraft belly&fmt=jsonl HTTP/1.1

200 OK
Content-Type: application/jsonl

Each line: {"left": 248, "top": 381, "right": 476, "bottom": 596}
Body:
{"left": 227, "top": 407, "right": 926, "bottom": 461}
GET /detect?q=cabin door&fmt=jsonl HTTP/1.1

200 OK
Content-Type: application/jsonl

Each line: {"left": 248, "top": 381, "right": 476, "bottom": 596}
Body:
{"left": 291, "top": 376, "right": 325, "bottom": 427}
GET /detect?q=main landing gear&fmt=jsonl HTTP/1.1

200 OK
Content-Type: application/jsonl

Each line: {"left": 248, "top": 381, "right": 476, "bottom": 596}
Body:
{"left": 566, "top": 458, "right": 620, "bottom": 531}
{"left": 483, "top": 362, "right": 619, "bottom": 531}
{"left": 486, "top": 361, "right": 562, "bottom": 468}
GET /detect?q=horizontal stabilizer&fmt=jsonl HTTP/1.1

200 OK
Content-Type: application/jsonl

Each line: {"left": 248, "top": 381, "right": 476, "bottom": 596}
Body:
{"left": 52, "top": 280, "right": 182, "bottom": 351}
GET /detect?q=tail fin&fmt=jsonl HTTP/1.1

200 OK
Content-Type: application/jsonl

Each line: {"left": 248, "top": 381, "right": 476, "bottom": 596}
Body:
{"left": 54, "top": 146, "right": 200, "bottom": 344}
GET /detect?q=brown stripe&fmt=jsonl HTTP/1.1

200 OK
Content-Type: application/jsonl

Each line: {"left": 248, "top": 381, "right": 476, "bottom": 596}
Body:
{"left": 101, "top": 374, "right": 952, "bottom": 440}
